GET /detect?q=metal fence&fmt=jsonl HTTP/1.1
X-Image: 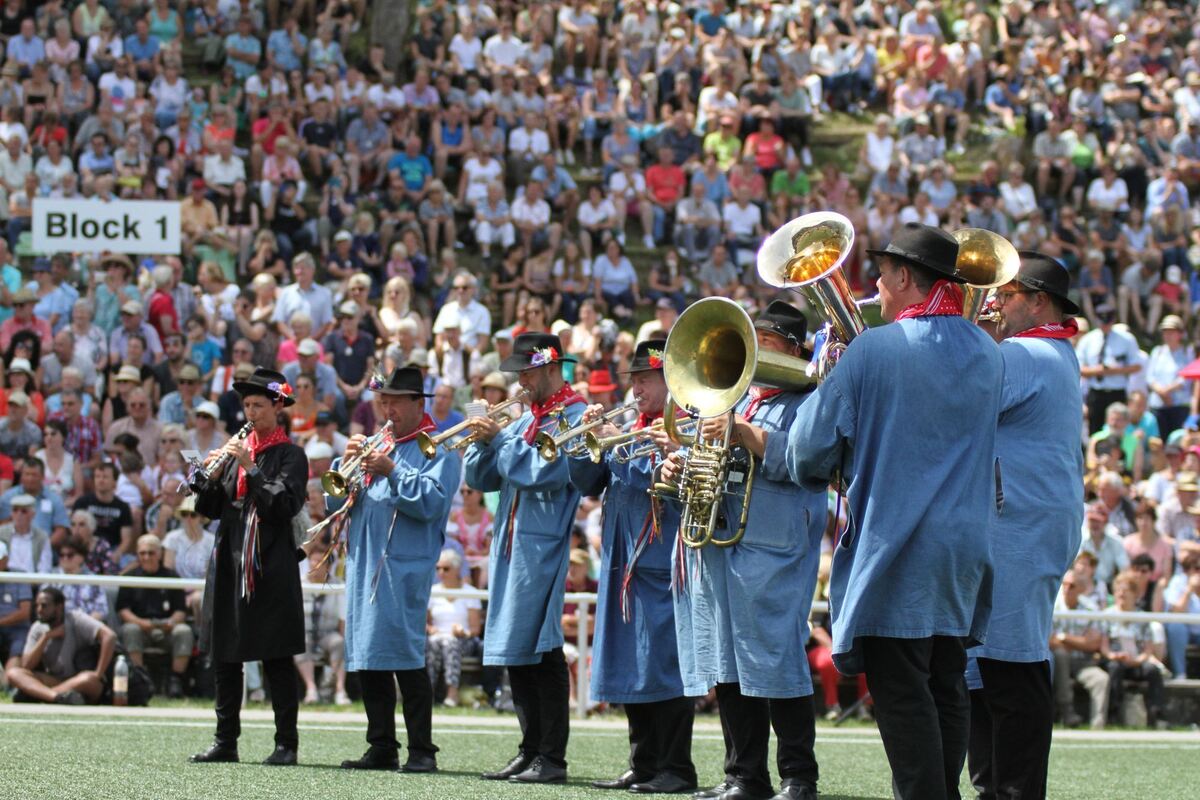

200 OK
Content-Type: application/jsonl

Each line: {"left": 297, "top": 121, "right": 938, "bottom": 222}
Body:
{"left": 5, "top": 571, "right": 1200, "bottom": 719}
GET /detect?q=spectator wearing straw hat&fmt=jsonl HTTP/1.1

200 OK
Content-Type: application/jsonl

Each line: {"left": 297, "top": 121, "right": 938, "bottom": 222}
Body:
{"left": 0, "top": 287, "right": 52, "bottom": 352}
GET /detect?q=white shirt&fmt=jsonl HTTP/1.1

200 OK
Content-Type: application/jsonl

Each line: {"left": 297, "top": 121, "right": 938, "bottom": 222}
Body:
{"left": 483, "top": 34, "right": 523, "bottom": 71}
{"left": 577, "top": 198, "right": 617, "bottom": 228}
{"left": 512, "top": 195, "right": 551, "bottom": 228}
{"left": 1075, "top": 326, "right": 1141, "bottom": 392}
{"left": 202, "top": 153, "right": 246, "bottom": 187}
{"left": 428, "top": 584, "right": 481, "bottom": 634}
{"left": 449, "top": 34, "right": 482, "bottom": 71}
{"left": 722, "top": 201, "right": 761, "bottom": 237}
{"left": 999, "top": 180, "right": 1038, "bottom": 220}
{"left": 1086, "top": 177, "right": 1129, "bottom": 212}
{"left": 898, "top": 205, "right": 938, "bottom": 226}
{"left": 97, "top": 73, "right": 136, "bottom": 113}
{"left": 433, "top": 299, "right": 491, "bottom": 348}
{"left": 5, "top": 527, "right": 51, "bottom": 573}
{"left": 864, "top": 131, "right": 896, "bottom": 175}
{"left": 608, "top": 171, "right": 645, "bottom": 201}
{"left": 461, "top": 157, "right": 502, "bottom": 206}
{"left": 508, "top": 126, "right": 550, "bottom": 159}
{"left": 366, "top": 84, "right": 406, "bottom": 111}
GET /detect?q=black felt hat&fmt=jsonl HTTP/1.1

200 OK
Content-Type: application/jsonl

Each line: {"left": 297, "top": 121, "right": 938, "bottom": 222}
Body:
{"left": 233, "top": 367, "right": 296, "bottom": 407}
{"left": 866, "top": 223, "right": 964, "bottom": 283}
{"left": 369, "top": 366, "right": 432, "bottom": 397}
{"left": 622, "top": 340, "right": 666, "bottom": 374}
{"left": 754, "top": 300, "right": 809, "bottom": 347}
{"left": 1015, "top": 251, "right": 1081, "bottom": 316}
{"left": 498, "top": 333, "right": 577, "bottom": 372}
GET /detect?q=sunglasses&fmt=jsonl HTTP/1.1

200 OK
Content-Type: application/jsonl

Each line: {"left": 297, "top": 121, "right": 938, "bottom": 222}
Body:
{"left": 179, "top": 512, "right": 195, "bottom": 519}
{"left": 58, "top": 551, "right": 80, "bottom": 560}
{"left": 436, "top": 565, "right": 453, "bottom": 572}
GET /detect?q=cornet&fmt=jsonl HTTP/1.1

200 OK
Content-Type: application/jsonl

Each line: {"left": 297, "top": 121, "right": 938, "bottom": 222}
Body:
{"left": 585, "top": 414, "right": 697, "bottom": 463}
{"left": 321, "top": 421, "right": 394, "bottom": 498}
{"left": 416, "top": 391, "right": 529, "bottom": 459}
{"left": 535, "top": 400, "right": 636, "bottom": 461}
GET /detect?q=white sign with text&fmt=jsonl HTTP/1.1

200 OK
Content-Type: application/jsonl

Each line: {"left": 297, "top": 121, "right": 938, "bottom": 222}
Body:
{"left": 33, "top": 199, "right": 181, "bottom": 254}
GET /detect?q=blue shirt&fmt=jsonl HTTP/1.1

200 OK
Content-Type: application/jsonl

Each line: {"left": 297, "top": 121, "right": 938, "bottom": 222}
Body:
{"left": 433, "top": 410, "right": 465, "bottom": 433}
{"left": 124, "top": 34, "right": 161, "bottom": 64}
{"left": 0, "top": 487, "right": 70, "bottom": 536}
{"left": 266, "top": 28, "right": 307, "bottom": 72}
{"left": 6, "top": 35, "right": 45, "bottom": 66}
{"left": 387, "top": 152, "right": 434, "bottom": 193}
{"left": 223, "top": 33, "right": 262, "bottom": 80}
{"left": 0, "top": 264, "right": 22, "bottom": 324}
{"left": 786, "top": 314, "right": 1004, "bottom": 674}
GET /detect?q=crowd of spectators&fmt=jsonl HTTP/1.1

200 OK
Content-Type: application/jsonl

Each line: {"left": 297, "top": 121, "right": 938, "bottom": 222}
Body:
{"left": 0, "top": 0, "right": 1196, "bottom": 723}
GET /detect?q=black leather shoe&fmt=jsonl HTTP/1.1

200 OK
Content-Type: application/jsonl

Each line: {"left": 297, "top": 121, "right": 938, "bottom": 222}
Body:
{"left": 509, "top": 756, "right": 567, "bottom": 784}
{"left": 770, "top": 783, "right": 818, "bottom": 800}
{"left": 262, "top": 745, "right": 297, "bottom": 766}
{"left": 341, "top": 748, "right": 399, "bottom": 770}
{"left": 594, "top": 770, "right": 651, "bottom": 790}
{"left": 694, "top": 782, "right": 735, "bottom": 799}
{"left": 630, "top": 773, "right": 699, "bottom": 794}
{"left": 401, "top": 754, "right": 438, "bottom": 773}
{"left": 189, "top": 742, "right": 238, "bottom": 763}
{"left": 716, "top": 787, "right": 774, "bottom": 800}
{"left": 481, "top": 753, "right": 533, "bottom": 780}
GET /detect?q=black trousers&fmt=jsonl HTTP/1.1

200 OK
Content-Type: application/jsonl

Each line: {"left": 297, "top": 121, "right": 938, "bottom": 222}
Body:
{"left": 214, "top": 657, "right": 298, "bottom": 750}
{"left": 508, "top": 648, "right": 570, "bottom": 767}
{"left": 967, "top": 658, "right": 1054, "bottom": 800}
{"left": 624, "top": 696, "right": 697, "bottom": 782}
{"left": 359, "top": 669, "right": 438, "bottom": 758}
{"left": 716, "top": 683, "right": 818, "bottom": 797}
{"left": 861, "top": 636, "right": 969, "bottom": 800}
{"left": 1086, "top": 388, "right": 1127, "bottom": 436}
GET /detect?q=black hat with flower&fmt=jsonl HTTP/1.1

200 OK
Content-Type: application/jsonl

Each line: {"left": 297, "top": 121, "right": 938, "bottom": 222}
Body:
{"left": 233, "top": 367, "right": 296, "bottom": 406}
{"left": 622, "top": 340, "right": 665, "bottom": 374}
{"left": 498, "top": 333, "right": 577, "bottom": 372}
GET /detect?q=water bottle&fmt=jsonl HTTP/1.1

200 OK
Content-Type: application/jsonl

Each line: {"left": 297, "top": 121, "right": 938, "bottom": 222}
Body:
{"left": 113, "top": 655, "right": 129, "bottom": 706}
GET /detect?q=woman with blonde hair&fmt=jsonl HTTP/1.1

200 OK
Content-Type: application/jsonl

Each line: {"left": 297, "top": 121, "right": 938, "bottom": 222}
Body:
{"left": 380, "top": 275, "right": 424, "bottom": 340}
{"left": 247, "top": 228, "right": 287, "bottom": 281}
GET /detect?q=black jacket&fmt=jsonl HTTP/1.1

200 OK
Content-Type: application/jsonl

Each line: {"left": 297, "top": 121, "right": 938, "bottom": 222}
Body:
{"left": 195, "top": 440, "right": 308, "bottom": 663}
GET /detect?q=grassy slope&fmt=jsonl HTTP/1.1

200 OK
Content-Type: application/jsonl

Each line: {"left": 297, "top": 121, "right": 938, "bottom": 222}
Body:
{"left": 1, "top": 710, "right": 1196, "bottom": 800}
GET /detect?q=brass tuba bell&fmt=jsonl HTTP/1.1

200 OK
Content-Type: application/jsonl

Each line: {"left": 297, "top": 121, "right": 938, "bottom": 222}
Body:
{"left": 951, "top": 227, "right": 1021, "bottom": 324}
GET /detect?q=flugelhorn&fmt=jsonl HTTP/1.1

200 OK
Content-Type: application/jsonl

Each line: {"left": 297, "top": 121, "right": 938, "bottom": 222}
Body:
{"left": 535, "top": 400, "right": 636, "bottom": 461}
{"left": 416, "top": 391, "right": 529, "bottom": 459}
{"left": 321, "top": 421, "right": 394, "bottom": 498}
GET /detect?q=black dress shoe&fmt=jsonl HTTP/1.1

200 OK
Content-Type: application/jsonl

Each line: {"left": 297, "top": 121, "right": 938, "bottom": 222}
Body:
{"left": 401, "top": 754, "right": 438, "bottom": 773}
{"left": 630, "top": 773, "right": 699, "bottom": 794}
{"left": 509, "top": 756, "right": 567, "bottom": 784}
{"left": 481, "top": 753, "right": 533, "bottom": 780}
{"left": 593, "top": 770, "right": 651, "bottom": 790}
{"left": 341, "top": 747, "right": 399, "bottom": 770}
{"left": 189, "top": 742, "right": 239, "bottom": 763}
{"left": 770, "top": 783, "right": 818, "bottom": 800}
{"left": 262, "top": 745, "right": 297, "bottom": 766}
{"left": 716, "top": 786, "right": 774, "bottom": 800}
{"left": 694, "top": 782, "right": 735, "bottom": 799}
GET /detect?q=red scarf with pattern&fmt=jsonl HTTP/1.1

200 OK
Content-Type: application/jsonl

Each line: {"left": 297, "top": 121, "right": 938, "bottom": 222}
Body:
{"left": 745, "top": 387, "right": 783, "bottom": 420}
{"left": 235, "top": 426, "right": 290, "bottom": 499}
{"left": 633, "top": 410, "right": 663, "bottom": 430}
{"left": 895, "top": 279, "right": 965, "bottom": 321}
{"left": 521, "top": 384, "right": 586, "bottom": 444}
{"left": 1011, "top": 317, "right": 1079, "bottom": 340}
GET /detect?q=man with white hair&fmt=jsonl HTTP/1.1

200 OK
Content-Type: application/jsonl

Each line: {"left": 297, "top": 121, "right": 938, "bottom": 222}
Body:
{"left": 0, "top": 493, "right": 52, "bottom": 573}
{"left": 0, "top": 392, "right": 40, "bottom": 460}
{"left": 273, "top": 253, "right": 334, "bottom": 340}
{"left": 40, "top": 330, "right": 98, "bottom": 398}
{"left": 433, "top": 270, "right": 491, "bottom": 349}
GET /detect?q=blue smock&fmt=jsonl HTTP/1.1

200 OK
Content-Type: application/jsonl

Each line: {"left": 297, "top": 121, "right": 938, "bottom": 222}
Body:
{"left": 967, "top": 336, "right": 1084, "bottom": 684}
{"left": 464, "top": 403, "right": 586, "bottom": 666}
{"left": 569, "top": 442, "right": 685, "bottom": 703}
{"left": 784, "top": 316, "right": 1003, "bottom": 675}
{"left": 330, "top": 435, "right": 460, "bottom": 672}
{"left": 673, "top": 392, "right": 826, "bottom": 698}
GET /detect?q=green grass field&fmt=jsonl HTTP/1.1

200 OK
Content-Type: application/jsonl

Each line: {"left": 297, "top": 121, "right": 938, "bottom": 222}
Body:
{"left": 0, "top": 705, "right": 1196, "bottom": 799}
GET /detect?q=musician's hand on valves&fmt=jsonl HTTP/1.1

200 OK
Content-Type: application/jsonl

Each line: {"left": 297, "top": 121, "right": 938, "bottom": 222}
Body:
{"left": 468, "top": 414, "right": 502, "bottom": 444}
{"left": 362, "top": 451, "right": 395, "bottom": 477}
{"left": 226, "top": 439, "right": 254, "bottom": 471}
{"left": 594, "top": 421, "right": 621, "bottom": 440}
{"left": 344, "top": 434, "right": 366, "bottom": 461}
{"left": 660, "top": 451, "right": 685, "bottom": 484}
{"left": 647, "top": 427, "right": 679, "bottom": 454}
{"left": 700, "top": 415, "right": 731, "bottom": 444}
{"left": 582, "top": 403, "right": 606, "bottom": 424}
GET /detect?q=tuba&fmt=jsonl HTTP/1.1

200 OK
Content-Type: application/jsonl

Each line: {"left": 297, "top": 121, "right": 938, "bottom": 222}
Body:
{"left": 952, "top": 228, "right": 1021, "bottom": 324}
{"left": 321, "top": 421, "right": 395, "bottom": 498}
{"left": 757, "top": 211, "right": 866, "bottom": 379}
{"left": 657, "top": 299, "right": 815, "bottom": 549}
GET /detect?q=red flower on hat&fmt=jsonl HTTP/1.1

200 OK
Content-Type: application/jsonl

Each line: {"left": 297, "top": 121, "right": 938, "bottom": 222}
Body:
{"left": 267, "top": 381, "right": 293, "bottom": 398}
{"left": 647, "top": 349, "right": 664, "bottom": 369}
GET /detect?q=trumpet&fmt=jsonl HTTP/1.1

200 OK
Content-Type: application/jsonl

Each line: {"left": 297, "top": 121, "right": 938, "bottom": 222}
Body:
{"left": 416, "top": 391, "right": 529, "bottom": 459}
{"left": 535, "top": 400, "right": 636, "bottom": 461}
{"left": 585, "top": 414, "right": 697, "bottom": 463}
{"left": 179, "top": 422, "right": 253, "bottom": 495}
{"left": 321, "top": 421, "right": 395, "bottom": 498}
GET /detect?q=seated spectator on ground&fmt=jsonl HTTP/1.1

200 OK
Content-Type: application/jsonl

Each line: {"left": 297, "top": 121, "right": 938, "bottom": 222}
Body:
{"left": 4, "top": 586, "right": 117, "bottom": 705}
{"left": 115, "top": 534, "right": 192, "bottom": 698}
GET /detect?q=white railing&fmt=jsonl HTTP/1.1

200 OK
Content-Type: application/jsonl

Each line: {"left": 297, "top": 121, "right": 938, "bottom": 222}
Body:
{"left": 7, "top": 572, "right": 1200, "bottom": 718}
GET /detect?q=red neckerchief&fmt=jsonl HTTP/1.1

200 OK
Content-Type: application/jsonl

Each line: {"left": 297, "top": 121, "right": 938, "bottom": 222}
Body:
{"left": 633, "top": 410, "right": 663, "bottom": 430}
{"left": 394, "top": 414, "right": 437, "bottom": 444}
{"left": 895, "top": 279, "right": 965, "bottom": 320}
{"left": 236, "top": 426, "right": 289, "bottom": 499}
{"left": 522, "top": 384, "right": 586, "bottom": 444}
{"left": 1011, "top": 317, "right": 1080, "bottom": 340}
{"left": 745, "top": 387, "right": 783, "bottom": 420}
